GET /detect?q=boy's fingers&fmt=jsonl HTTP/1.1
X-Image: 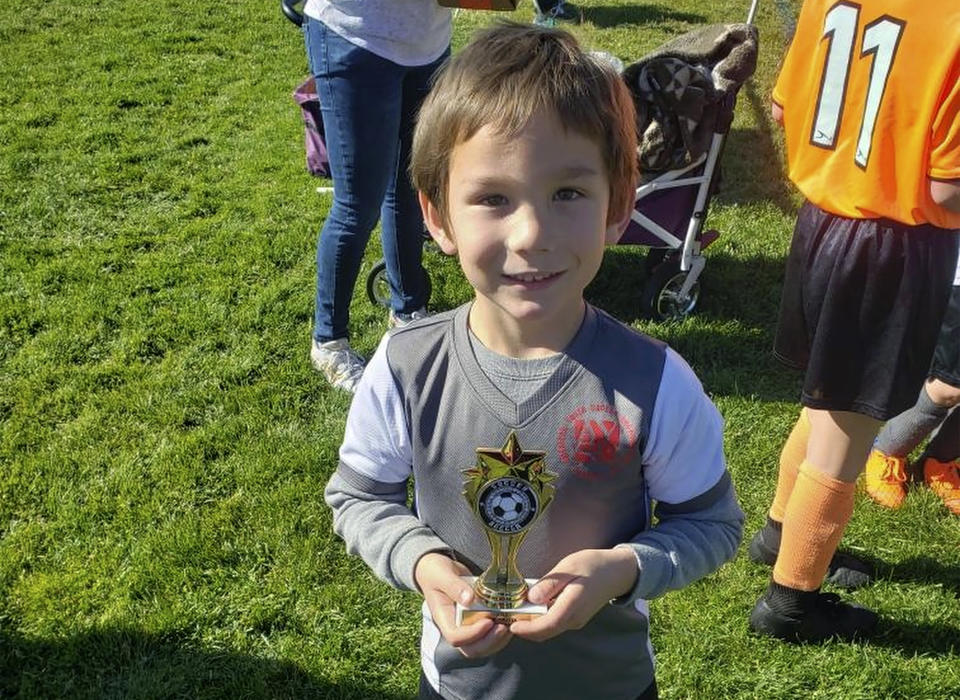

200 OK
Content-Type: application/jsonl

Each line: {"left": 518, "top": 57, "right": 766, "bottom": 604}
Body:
{"left": 511, "top": 586, "right": 581, "bottom": 642}
{"left": 437, "top": 573, "right": 475, "bottom": 607}
{"left": 527, "top": 571, "right": 575, "bottom": 605}
{"left": 424, "top": 591, "right": 458, "bottom": 633}
{"left": 510, "top": 608, "right": 564, "bottom": 641}
{"left": 425, "top": 590, "right": 495, "bottom": 647}
{"left": 446, "top": 616, "right": 496, "bottom": 648}
{"left": 424, "top": 559, "right": 474, "bottom": 607}
{"left": 458, "top": 623, "right": 512, "bottom": 658}
{"left": 422, "top": 561, "right": 501, "bottom": 650}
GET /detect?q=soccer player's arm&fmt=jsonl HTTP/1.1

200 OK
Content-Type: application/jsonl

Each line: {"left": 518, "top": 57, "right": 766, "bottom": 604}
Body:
{"left": 930, "top": 180, "right": 960, "bottom": 214}
{"left": 769, "top": 25, "right": 796, "bottom": 129}
{"left": 770, "top": 101, "right": 784, "bottom": 127}
{"left": 612, "top": 349, "right": 744, "bottom": 605}
{"left": 324, "top": 336, "right": 451, "bottom": 592}
{"left": 929, "top": 62, "right": 960, "bottom": 213}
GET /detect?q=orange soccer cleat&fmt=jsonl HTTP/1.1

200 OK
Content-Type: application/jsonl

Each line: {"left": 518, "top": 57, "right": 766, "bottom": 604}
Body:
{"left": 922, "top": 457, "right": 960, "bottom": 516}
{"left": 863, "top": 449, "right": 909, "bottom": 509}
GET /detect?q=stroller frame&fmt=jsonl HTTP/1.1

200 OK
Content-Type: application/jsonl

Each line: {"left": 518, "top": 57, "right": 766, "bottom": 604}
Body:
{"left": 623, "top": 0, "right": 759, "bottom": 320}
{"left": 627, "top": 146, "right": 720, "bottom": 319}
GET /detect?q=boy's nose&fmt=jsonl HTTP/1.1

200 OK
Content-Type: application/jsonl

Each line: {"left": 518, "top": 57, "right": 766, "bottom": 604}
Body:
{"left": 507, "top": 205, "right": 551, "bottom": 252}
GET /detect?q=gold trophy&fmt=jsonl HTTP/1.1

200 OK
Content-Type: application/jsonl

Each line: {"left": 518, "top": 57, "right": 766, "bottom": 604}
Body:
{"left": 456, "top": 431, "right": 556, "bottom": 625}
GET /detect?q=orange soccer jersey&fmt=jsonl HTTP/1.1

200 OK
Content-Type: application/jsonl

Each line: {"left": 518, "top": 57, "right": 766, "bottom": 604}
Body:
{"left": 773, "top": 0, "right": 960, "bottom": 229}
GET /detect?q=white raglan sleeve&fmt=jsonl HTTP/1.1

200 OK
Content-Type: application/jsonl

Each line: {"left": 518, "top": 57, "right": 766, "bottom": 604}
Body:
{"left": 614, "top": 347, "right": 744, "bottom": 603}
{"left": 324, "top": 335, "right": 451, "bottom": 592}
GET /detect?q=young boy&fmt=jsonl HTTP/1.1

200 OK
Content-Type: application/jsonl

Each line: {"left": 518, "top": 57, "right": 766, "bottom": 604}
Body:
{"left": 748, "top": 0, "right": 960, "bottom": 643}
{"left": 325, "top": 22, "right": 743, "bottom": 700}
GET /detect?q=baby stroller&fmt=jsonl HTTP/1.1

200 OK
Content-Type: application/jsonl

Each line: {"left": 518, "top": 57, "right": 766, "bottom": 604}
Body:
{"left": 619, "top": 0, "right": 759, "bottom": 320}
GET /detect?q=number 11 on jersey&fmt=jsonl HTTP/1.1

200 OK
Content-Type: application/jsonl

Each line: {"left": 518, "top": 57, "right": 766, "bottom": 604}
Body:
{"left": 811, "top": 2, "right": 904, "bottom": 169}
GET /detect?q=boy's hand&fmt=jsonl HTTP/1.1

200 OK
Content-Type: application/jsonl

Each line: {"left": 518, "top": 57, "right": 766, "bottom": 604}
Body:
{"left": 509, "top": 548, "right": 638, "bottom": 643}
{"left": 414, "top": 552, "right": 513, "bottom": 658}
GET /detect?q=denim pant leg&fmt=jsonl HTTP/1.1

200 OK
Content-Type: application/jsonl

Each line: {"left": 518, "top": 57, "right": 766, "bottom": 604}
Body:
{"left": 304, "top": 19, "right": 405, "bottom": 342}
{"left": 379, "top": 49, "right": 449, "bottom": 315}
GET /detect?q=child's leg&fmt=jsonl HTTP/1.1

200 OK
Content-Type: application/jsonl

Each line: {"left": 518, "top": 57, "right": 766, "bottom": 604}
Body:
{"left": 747, "top": 412, "right": 807, "bottom": 563}
{"left": 862, "top": 380, "right": 948, "bottom": 509}
{"left": 750, "top": 410, "right": 881, "bottom": 642}
{"left": 925, "top": 401, "right": 960, "bottom": 461}
{"left": 749, "top": 408, "right": 872, "bottom": 588}
{"left": 921, "top": 396, "right": 960, "bottom": 516}
{"left": 870, "top": 274, "right": 960, "bottom": 506}
{"left": 772, "top": 409, "right": 880, "bottom": 590}
{"left": 804, "top": 409, "right": 884, "bottom": 482}
{"left": 868, "top": 379, "right": 959, "bottom": 510}
{"left": 769, "top": 408, "right": 809, "bottom": 522}
{"left": 874, "top": 380, "right": 954, "bottom": 457}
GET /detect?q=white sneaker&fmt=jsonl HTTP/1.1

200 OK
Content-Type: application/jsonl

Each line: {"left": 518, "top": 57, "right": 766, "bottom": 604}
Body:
{"left": 310, "top": 338, "right": 365, "bottom": 393}
{"left": 388, "top": 306, "right": 432, "bottom": 329}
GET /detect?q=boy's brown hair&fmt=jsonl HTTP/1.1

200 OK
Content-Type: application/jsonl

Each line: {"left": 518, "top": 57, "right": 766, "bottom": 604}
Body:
{"left": 411, "top": 21, "right": 638, "bottom": 226}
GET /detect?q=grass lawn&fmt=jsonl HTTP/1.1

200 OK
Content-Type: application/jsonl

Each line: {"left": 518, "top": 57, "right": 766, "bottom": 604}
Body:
{"left": 2, "top": 0, "right": 958, "bottom": 698}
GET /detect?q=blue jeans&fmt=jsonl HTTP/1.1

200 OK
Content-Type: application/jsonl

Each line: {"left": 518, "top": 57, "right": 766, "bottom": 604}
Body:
{"left": 304, "top": 18, "right": 449, "bottom": 343}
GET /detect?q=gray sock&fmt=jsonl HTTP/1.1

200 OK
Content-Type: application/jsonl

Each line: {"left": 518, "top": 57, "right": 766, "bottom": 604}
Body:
{"left": 875, "top": 385, "right": 951, "bottom": 456}
{"left": 924, "top": 407, "right": 960, "bottom": 462}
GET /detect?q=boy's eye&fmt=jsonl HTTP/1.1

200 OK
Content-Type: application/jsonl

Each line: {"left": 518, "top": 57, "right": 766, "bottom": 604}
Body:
{"left": 554, "top": 188, "right": 583, "bottom": 201}
{"left": 478, "top": 194, "right": 508, "bottom": 207}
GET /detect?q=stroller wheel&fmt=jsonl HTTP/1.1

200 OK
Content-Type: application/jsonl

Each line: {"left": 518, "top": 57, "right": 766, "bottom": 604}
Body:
{"left": 366, "top": 259, "right": 433, "bottom": 310}
{"left": 641, "top": 258, "right": 700, "bottom": 321}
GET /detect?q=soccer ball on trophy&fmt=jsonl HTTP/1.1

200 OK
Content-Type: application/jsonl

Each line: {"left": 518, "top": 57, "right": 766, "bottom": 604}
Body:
{"left": 490, "top": 492, "right": 523, "bottom": 522}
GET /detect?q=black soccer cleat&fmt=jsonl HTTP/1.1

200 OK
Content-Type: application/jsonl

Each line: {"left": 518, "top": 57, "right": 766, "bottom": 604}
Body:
{"left": 749, "top": 588, "right": 879, "bottom": 643}
{"left": 747, "top": 523, "right": 874, "bottom": 590}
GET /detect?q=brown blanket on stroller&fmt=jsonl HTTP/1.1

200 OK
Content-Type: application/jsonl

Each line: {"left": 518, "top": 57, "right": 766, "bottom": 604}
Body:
{"left": 623, "top": 23, "right": 758, "bottom": 174}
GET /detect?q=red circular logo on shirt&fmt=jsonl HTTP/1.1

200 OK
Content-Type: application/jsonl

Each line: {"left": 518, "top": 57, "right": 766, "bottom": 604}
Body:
{"left": 556, "top": 404, "right": 637, "bottom": 480}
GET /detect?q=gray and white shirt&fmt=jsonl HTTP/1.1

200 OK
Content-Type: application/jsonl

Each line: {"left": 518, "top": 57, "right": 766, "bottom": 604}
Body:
{"left": 326, "top": 303, "right": 743, "bottom": 699}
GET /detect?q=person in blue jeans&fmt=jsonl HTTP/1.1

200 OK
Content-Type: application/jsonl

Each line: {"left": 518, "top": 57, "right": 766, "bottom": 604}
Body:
{"left": 302, "top": 1, "right": 452, "bottom": 392}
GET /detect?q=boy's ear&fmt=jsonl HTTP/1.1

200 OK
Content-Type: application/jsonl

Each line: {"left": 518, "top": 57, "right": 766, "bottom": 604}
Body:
{"left": 419, "top": 191, "right": 458, "bottom": 255}
{"left": 605, "top": 195, "right": 633, "bottom": 245}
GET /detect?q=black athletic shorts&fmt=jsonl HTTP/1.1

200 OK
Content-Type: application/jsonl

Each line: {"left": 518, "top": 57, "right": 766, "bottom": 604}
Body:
{"left": 931, "top": 281, "right": 960, "bottom": 387}
{"left": 774, "top": 202, "right": 960, "bottom": 420}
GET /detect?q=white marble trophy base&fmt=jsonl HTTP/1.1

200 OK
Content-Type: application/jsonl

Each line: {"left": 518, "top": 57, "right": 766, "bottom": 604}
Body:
{"left": 455, "top": 576, "right": 547, "bottom": 626}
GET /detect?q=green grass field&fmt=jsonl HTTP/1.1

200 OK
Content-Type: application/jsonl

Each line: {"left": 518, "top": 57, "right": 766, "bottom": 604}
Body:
{"left": 2, "top": 1, "right": 958, "bottom": 698}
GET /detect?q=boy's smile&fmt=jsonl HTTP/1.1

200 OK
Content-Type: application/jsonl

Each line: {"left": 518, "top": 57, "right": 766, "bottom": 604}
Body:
{"left": 421, "top": 110, "right": 627, "bottom": 357}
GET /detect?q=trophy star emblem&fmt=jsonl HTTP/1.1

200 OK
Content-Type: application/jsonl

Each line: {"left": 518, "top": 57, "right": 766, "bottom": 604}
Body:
{"left": 463, "top": 431, "right": 556, "bottom": 508}
{"left": 463, "top": 430, "right": 556, "bottom": 532}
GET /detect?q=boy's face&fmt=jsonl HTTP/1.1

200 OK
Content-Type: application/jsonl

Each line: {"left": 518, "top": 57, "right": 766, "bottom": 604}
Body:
{"left": 421, "top": 109, "right": 627, "bottom": 345}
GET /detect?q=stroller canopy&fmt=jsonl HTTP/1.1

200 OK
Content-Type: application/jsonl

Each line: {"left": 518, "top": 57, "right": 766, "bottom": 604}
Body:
{"left": 623, "top": 23, "right": 759, "bottom": 175}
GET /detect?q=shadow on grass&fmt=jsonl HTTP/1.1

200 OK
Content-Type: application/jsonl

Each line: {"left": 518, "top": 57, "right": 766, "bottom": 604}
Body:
{"left": 818, "top": 554, "right": 960, "bottom": 656}
{"left": 0, "top": 626, "right": 408, "bottom": 700}
{"left": 713, "top": 83, "right": 798, "bottom": 214}
{"left": 589, "top": 240, "right": 785, "bottom": 326}
{"left": 871, "top": 617, "right": 960, "bottom": 658}
{"left": 587, "top": 248, "right": 798, "bottom": 403}
{"left": 583, "top": 4, "right": 706, "bottom": 28}
{"left": 883, "top": 555, "right": 960, "bottom": 597}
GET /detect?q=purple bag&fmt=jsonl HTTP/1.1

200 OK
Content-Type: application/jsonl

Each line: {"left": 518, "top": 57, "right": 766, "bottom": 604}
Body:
{"left": 293, "top": 77, "right": 331, "bottom": 178}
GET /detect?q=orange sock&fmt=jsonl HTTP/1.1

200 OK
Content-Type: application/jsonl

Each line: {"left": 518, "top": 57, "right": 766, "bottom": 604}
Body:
{"left": 772, "top": 460, "right": 856, "bottom": 591}
{"left": 769, "top": 409, "right": 810, "bottom": 523}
